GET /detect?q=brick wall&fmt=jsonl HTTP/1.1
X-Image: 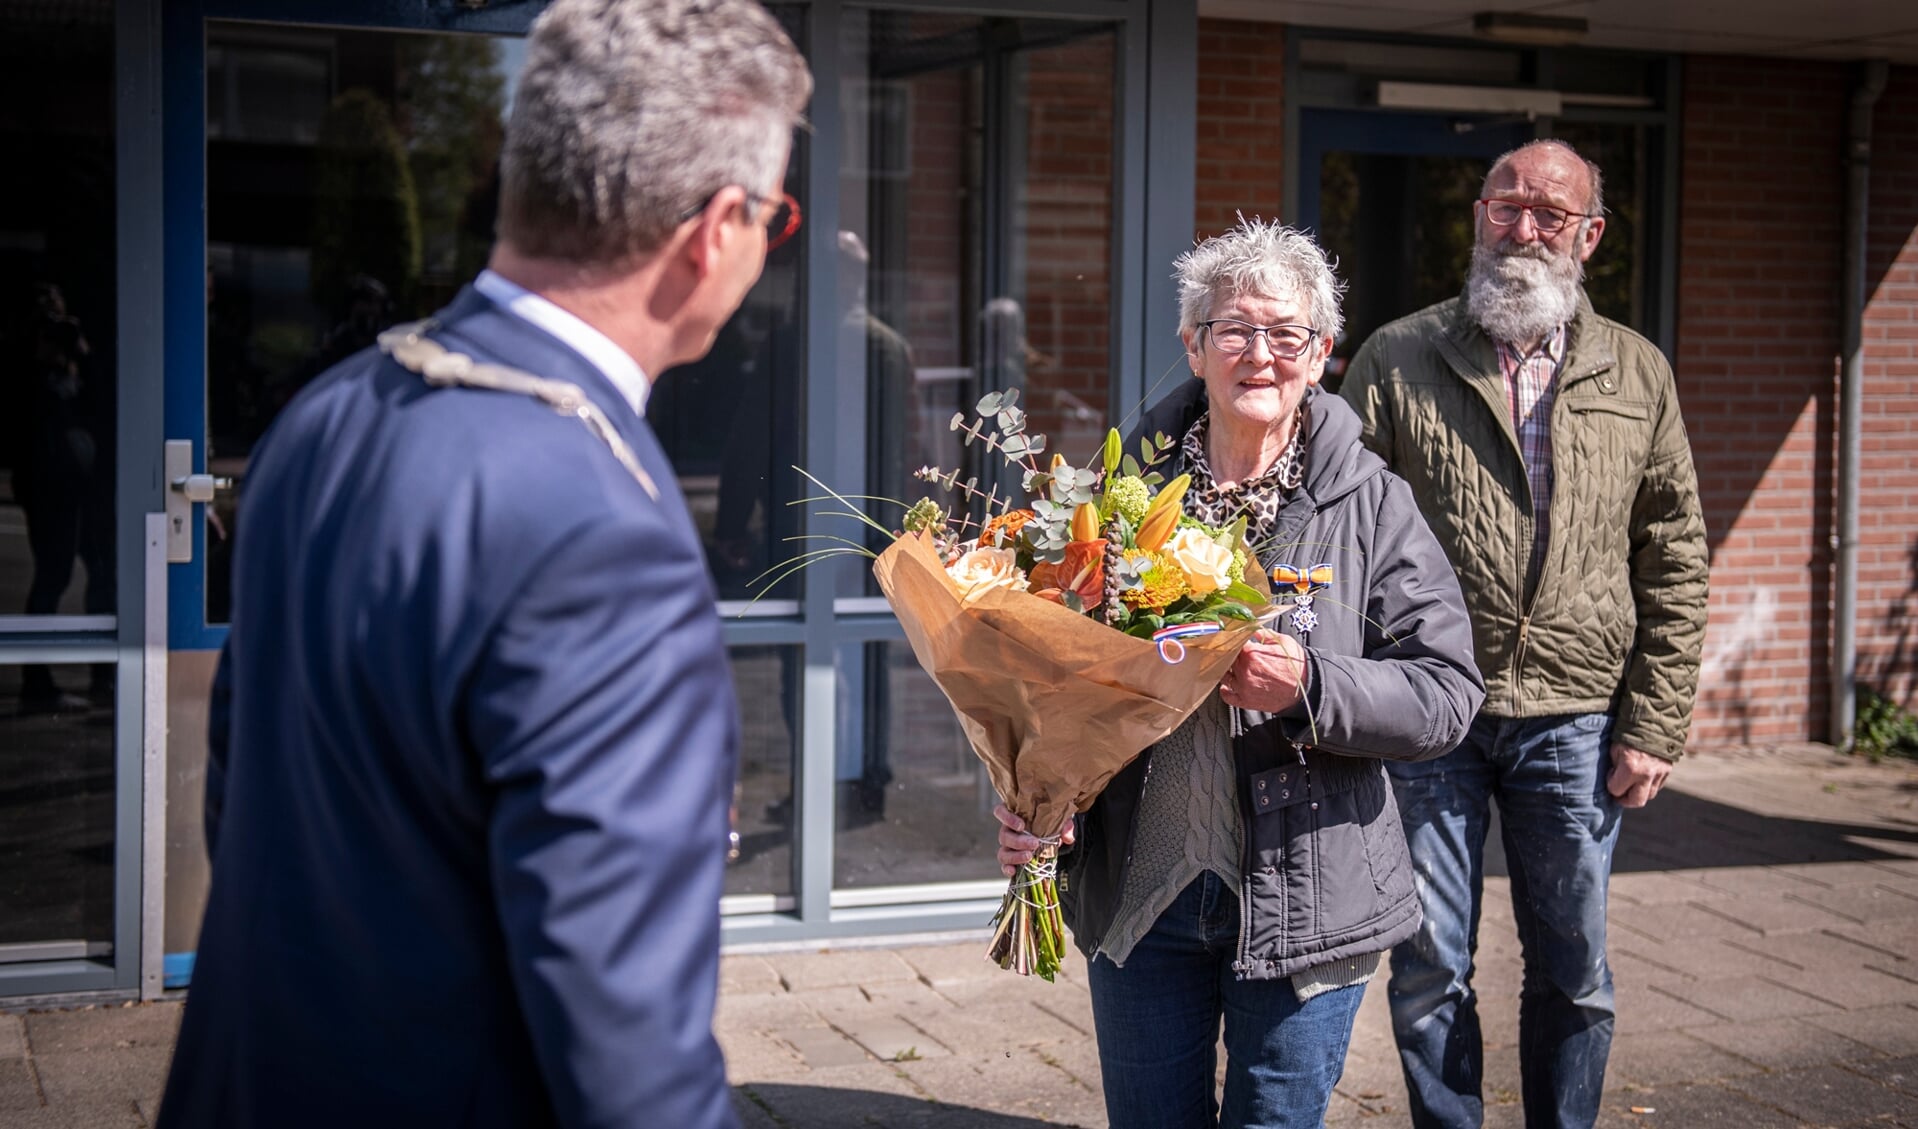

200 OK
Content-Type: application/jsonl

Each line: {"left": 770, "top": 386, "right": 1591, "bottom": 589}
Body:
{"left": 1194, "top": 19, "right": 1285, "bottom": 240}
{"left": 1858, "top": 67, "right": 1918, "bottom": 707}
{"left": 1677, "top": 56, "right": 1846, "bottom": 747}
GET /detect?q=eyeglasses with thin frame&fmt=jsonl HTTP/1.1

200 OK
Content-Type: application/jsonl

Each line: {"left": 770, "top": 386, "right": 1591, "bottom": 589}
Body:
{"left": 678, "top": 188, "right": 804, "bottom": 251}
{"left": 1201, "top": 319, "right": 1320, "bottom": 360}
{"left": 1476, "top": 198, "right": 1592, "bottom": 235}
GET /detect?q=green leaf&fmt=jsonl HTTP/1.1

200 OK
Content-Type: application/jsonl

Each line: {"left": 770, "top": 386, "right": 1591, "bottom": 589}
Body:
{"left": 976, "top": 391, "right": 1005, "bottom": 415}
{"left": 1223, "top": 581, "right": 1266, "bottom": 606}
{"left": 1121, "top": 454, "right": 1142, "bottom": 478}
{"left": 1215, "top": 603, "right": 1258, "bottom": 621}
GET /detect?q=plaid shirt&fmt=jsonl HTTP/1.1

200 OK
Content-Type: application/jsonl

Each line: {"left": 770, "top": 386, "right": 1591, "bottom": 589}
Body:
{"left": 1496, "top": 324, "right": 1567, "bottom": 588}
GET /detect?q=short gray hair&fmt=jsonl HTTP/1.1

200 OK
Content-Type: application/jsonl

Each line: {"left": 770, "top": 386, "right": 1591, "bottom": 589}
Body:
{"left": 1174, "top": 216, "right": 1346, "bottom": 345}
{"left": 499, "top": 0, "right": 812, "bottom": 265}
{"left": 1483, "top": 139, "right": 1605, "bottom": 218}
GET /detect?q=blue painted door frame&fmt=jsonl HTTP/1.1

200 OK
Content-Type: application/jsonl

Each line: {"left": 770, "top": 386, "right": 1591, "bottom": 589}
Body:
{"left": 161, "top": 0, "right": 542, "bottom": 652}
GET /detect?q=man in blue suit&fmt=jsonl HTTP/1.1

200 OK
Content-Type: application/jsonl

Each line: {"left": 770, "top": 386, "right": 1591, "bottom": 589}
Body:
{"left": 157, "top": 3, "right": 811, "bottom": 1126}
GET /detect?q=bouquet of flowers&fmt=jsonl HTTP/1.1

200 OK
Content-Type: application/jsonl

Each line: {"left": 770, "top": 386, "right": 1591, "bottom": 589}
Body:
{"left": 862, "top": 390, "right": 1275, "bottom": 979}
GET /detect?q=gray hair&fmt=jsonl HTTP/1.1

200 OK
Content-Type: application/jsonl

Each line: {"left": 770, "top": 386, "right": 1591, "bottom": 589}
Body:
{"left": 1174, "top": 216, "right": 1346, "bottom": 345}
{"left": 499, "top": 0, "right": 812, "bottom": 265}
{"left": 1482, "top": 139, "right": 1605, "bottom": 219}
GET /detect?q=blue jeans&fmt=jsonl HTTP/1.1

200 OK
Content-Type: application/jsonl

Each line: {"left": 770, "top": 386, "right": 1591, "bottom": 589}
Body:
{"left": 1086, "top": 872, "right": 1367, "bottom": 1129}
{"left": 1385, "top": 713, "right": 1622, "bottom": 1129}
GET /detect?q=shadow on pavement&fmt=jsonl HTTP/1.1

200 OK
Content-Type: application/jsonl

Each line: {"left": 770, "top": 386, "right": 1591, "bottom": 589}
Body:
{"left": 1486, "top": 786, "right": 1918, "bottom": 878}
{"left": 735, "top": 1084, "right": 1082, "bottom": 1129}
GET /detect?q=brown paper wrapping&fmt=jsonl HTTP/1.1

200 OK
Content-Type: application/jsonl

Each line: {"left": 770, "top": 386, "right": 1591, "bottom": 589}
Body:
{"left": 872, "top": 531, "right": 1272, "bottom": 839}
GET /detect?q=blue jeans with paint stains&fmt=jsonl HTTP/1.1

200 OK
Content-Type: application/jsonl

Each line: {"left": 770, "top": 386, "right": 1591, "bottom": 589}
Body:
{"left": 1384, "top": 713, "right": 1622, "bottom": 1129}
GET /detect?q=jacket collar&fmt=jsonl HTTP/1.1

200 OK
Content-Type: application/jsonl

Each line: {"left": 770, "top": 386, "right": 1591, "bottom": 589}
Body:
{"left": 425, "top": 284, "right": 650, "bottom": 448}
{"left": 1134, "top": 381, "right": 1381, "bottom": 508}
{"left": 1439, "top": 288, "right": 1617, "bottom": 388}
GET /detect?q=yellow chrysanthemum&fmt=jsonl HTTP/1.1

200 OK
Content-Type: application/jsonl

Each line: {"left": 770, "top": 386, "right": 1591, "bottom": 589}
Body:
{"left": 1120, "top": 549, "right": 1190, "bottom": 612}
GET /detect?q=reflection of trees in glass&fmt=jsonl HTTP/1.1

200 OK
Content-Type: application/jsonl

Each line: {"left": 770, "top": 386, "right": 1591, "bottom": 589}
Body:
{"left": 397, "top": 36, "right": 506, "bottom": 285}
{"left": 1554, "top": 123, "right": 1642, "bottom": 331}
{"left": 310, "top": 90, "right": 422, "bottom": 317}
{"left": 1411, "top": 158, "right": 1482, "bottom": 311}
{"left": 1318, "top": 150, "right": 1360, "bottom": 314}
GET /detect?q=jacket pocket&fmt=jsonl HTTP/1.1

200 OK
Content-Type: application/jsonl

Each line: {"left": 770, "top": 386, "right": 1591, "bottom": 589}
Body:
{"left": 1563, "top": 397, "right": 1652, "bottom": 422}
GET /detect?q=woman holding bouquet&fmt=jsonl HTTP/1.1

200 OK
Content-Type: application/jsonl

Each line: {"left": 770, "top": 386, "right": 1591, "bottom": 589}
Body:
{"left": 996, "top": 218, "right": 1484, "bottom": 1129}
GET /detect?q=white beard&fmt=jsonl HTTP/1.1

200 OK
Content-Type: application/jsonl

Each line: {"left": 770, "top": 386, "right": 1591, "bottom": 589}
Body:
{"left": 1464, "top": 239, "right": 1584, "bottom": 347}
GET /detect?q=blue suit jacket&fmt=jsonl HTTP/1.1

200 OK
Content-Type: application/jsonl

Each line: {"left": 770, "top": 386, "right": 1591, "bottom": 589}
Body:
{"left": 159, "top": 288, "right": 741, "bottom": 1129}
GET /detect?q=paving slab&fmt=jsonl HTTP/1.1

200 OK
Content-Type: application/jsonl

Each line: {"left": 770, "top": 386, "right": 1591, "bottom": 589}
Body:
{"left": 767, "top": 948, "right": 923, "bottom": 993}
{"left": 1610, "top": 902, "right": 1764, "bottom": 944}
{"left": 1753, "top": 961, "right": 1918, "bottom": 1010}
{"left": 1725, "top": 1064, "right": 1918, "bottom": 1125}
{"left": 1651, "top": 975, "right": 1840, "bottom": 1023}
{"left": 1612, "top": 935, "right": 1798, "bottom": 983}
{"left": 1606, "top": 1030, "right": 1765, "bottom": 1087}
{"left": 1827, "top": 921, "right": 1918, "bottom": 963}
{"left": 1606, "top": 872, "right": 1716, "bottom": 907}
{"left": 1785, "top": 884, "right": 1918, "bottom": 926}
{"left": 1611, "top": 981, "right": 1735, "bottom": 1030}
{"left": 1597, "top": 1080, "right": 1803, "bottom": 1127}
{"left": 1695, "top": 892, "right": 1864, "bottom": 935}
{"left": 1802, "top": 1004, "right": 1918, "bottom": 1056}
{"left": 24, "top": 1005, "right": 179, "bottom": 1056}
{"left": 0, "top": 1015, "right": 23, "bottom": 1060}
{"left": 772, "top": 1024, "right": 877, "bottom": 1070}
{"left": 1774, "top": 861, "right": 1918, "bottom": 888}
{"left": 31, "top": 1048, "right": 171, "bottom": 1112}
{"left": 1846, "top": 1055, "right": 1918, "bottom": 1098}
{"left": 719, "top": 955, "right": 785, "bottom": 996}
{"left": 0, "top": 1100, "right": 147, "bottom": 1129}
{"left": 719, "top": 1027, "right": 812, "bottom": 1082}
{"left": 1684, "top": 1016, "right": 1881, "bottom": 1071}
{"left": 1688, "top": 865, "right": 1840, "bottom": 899}
{"left": 1, "top": 1057, "right": 44, "bottom": 1114}
{"left": 898, "top": 1047, "right": 1105, "bottom": 1127}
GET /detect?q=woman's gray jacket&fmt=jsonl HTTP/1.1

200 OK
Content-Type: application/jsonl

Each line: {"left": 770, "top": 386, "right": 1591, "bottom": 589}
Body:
{"left": 1059, "top": 383, "right": 1485, "bottom": 979}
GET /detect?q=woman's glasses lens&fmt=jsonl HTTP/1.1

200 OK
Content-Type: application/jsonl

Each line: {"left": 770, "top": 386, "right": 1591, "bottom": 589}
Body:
{"left": 1208, "top": 321, "right": 1315, "bottom": 358}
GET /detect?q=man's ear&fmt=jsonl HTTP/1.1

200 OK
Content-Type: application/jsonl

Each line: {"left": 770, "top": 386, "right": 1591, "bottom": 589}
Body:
{"left": 1578, "top": 215, "right": 1606, "bottom": 263}
{"left": 684, "top": 186, "right": 750, "bottom": 279}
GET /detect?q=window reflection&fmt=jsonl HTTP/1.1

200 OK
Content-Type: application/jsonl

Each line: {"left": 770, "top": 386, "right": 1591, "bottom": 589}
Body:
{"left": 834, "top": 642, "right": 1000, "bottom": 889}
{"left": 0, "top": 665, "right": 115, "bottom": 961}
{"left": 0, "top": 6, "right": 116, "bottom": 627}
{"left": 205, "top": 24, "right": 518, "bottom": 622}
{"left": 842, "top": 12, "right": 1117, "bottom": 593}
{"left": 725, "top": 646, "right": 798, "bottom": 901}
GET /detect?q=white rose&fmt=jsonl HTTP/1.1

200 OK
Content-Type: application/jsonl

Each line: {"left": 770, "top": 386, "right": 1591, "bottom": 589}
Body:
{"left": 946, "top": 546, "right": 1027, "bottom": 601}
{"left": 1166, "top": 528, "right": 1236, "bottom": 595}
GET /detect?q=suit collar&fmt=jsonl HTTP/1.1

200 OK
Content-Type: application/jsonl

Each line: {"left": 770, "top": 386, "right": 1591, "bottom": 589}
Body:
{"left": 428, "top": 285, "right": 648, "bottom": 440}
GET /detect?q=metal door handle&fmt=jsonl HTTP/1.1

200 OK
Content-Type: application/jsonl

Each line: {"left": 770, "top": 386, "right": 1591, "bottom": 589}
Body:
{"left": 168, "top": 473, "right": 233, "bottom": 504}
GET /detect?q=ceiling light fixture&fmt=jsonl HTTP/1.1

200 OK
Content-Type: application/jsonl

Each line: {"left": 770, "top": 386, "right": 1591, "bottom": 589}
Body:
{"left": 1472, "top": 11, "right": 1590, "bottom": 47}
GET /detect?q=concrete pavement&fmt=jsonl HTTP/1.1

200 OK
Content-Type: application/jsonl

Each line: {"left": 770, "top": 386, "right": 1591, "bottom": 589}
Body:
{"left": 5, "top": 743, "right": 1917, "bottom": 1127}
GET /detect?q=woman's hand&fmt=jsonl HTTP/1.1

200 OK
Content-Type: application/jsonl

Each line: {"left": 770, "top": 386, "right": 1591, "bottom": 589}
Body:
{"left": 1219, "top": 629, "right": 1309, "bottom": 713}
{"left": 993, "top": 803, "right": 1074, "bottom": 877}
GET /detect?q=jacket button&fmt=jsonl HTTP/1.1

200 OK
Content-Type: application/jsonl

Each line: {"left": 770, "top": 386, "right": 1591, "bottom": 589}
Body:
{"left": 1264, "top": 865, "right": 1276, "bottom": 876}
{"left": 1277, "top": 772, "right": 1288, "bottom": 783}
{"left": 1257, "top": 780, "right": 1266, "bottom": 790}
{"left": 1281, "top": 790, "right": 1290, "bottom": 799}
{"left": 1258, "top": 795, "right": 1269, "bottom": 808}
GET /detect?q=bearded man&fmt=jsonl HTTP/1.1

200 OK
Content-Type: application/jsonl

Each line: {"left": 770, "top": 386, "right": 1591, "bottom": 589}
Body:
{"left": 1340, "top": 140, "right": 1708, "bottom": 1129}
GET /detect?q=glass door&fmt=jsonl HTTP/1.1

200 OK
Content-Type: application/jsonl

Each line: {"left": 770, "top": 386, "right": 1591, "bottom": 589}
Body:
{"left": 0, "top": 0, "right": 143, "bottom": 998}
{"left": 1297, "top": 108, "right": 1533, "bottom": 389}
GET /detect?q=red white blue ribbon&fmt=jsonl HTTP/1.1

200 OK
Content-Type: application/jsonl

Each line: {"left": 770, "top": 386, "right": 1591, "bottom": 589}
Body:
{"left": 1152, "top": 622, "right": 1223, "bottom": 663}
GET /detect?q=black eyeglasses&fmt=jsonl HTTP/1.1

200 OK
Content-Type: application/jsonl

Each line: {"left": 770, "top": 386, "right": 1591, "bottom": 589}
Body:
{"left": 1201, "top": 320, "right": 1320, "bottom": 360}
{"left": 678, "top": 189, "right": 803, "bottom": 251}
{"left": 1476, "top": 198, "right": 1592, "bottom": 235}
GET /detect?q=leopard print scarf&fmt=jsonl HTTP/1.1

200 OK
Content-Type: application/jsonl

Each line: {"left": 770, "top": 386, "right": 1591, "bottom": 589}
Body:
{"left": 1177, "top": 403, "right": 1309, "bottom": 554}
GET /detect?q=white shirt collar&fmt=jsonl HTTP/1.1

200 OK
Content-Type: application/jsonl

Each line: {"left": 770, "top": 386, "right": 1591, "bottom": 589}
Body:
{"left": 474, "top": 269, "right": 650, "bottom": 417}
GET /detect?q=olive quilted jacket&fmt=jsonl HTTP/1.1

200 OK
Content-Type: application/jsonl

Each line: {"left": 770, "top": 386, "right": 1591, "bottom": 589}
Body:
{"left": 1340, "top": 293, "right": 1709, "bottom": 761}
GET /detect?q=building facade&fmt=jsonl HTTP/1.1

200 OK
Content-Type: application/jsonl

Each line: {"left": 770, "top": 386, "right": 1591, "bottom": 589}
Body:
{"left": 0, "top": 0, "right": 1911, "bottom": 1003}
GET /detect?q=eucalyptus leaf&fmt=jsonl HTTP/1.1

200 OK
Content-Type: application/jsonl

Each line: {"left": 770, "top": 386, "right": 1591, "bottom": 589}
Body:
{"left": 976, "top": 391, "right": 1005, "bottom": 415}
{"left": 1121, "top": 454, "right": 1142, "bottom": 478}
